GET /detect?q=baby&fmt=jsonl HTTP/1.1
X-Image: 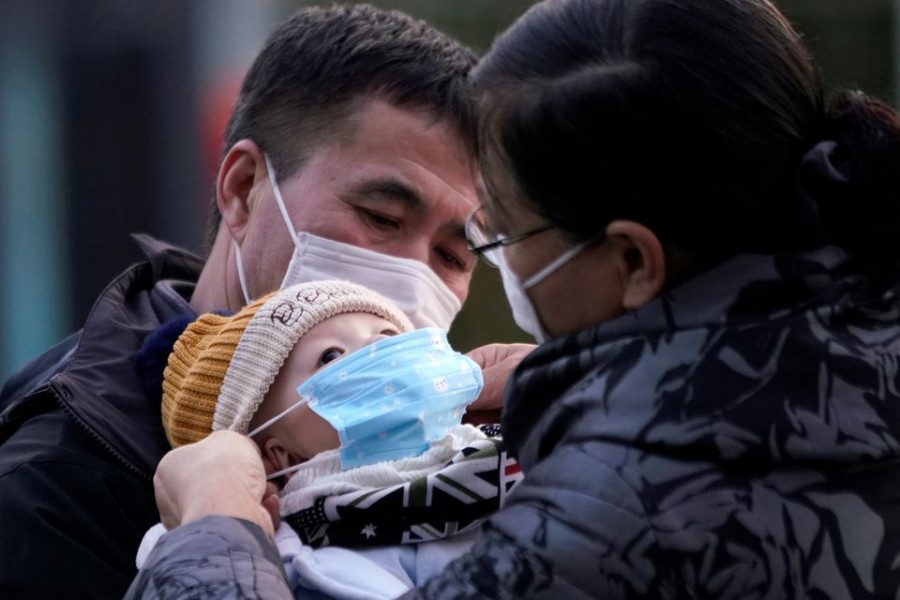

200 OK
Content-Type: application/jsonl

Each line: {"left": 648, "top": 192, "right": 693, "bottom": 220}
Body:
{"left": 134, "top": 280, "right": 521, "bottom": 599}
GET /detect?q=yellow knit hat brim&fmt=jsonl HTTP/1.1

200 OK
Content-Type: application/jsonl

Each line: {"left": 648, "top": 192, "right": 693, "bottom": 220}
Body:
{"left": 161, "top": 300, "right": 265, "bottom": 447}
{"left": 161, "top": 280, "right": 414, "bottom": 448}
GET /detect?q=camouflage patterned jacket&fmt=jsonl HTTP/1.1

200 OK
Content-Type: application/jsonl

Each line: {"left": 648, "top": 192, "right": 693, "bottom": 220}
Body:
{"left": 415, "top": 246, "right": 900, "bottom": 599}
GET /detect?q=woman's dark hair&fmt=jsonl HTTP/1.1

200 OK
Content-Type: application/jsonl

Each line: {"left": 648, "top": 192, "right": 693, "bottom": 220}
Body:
{"left": 474, "top": 0, "right": 900, "bottom": 280}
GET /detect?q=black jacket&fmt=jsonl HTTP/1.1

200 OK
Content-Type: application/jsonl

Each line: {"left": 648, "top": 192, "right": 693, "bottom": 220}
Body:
{"left": 0, "top": 235, "right": 202, "bottom": 599}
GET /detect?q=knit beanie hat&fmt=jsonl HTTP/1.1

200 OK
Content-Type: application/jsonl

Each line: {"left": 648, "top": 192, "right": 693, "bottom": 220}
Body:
{"left": 161, "top": 280, "right": 414, "bottom": 447}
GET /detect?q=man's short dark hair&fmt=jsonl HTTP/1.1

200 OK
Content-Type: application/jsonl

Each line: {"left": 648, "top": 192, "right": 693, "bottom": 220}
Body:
{"left": 206, "top": 3, "right": 478, "bottom": 249}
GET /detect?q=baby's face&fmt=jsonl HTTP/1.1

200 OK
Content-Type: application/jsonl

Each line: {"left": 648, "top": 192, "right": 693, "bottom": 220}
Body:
{"left": 250, "top": 312, "right": 402, "bottom": 478}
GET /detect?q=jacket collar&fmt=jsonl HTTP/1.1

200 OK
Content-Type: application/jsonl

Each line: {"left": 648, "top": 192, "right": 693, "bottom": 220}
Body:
{"left": 53, "top": 235, "right": 203, "bottom": 477}
{"left": 501, "top": 246, "right": 884, "bottom": 466}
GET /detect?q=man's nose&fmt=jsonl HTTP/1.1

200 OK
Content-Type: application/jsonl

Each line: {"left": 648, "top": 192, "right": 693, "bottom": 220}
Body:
{"left": 385, "top": 232, "right": 432, "bottom": 265}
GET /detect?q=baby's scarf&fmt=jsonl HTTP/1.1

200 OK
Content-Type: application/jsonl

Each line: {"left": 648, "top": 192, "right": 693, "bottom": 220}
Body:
{"left": 279, "top": 424, "right": 522, "bottom": 548}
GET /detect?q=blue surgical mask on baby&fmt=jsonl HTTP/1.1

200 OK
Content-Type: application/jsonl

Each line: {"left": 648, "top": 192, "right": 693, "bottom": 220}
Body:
{"left": 248, "top": 327, "right": 483, "bottom": 476}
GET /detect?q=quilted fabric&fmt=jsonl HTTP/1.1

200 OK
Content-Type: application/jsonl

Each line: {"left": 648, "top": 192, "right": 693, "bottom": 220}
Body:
{"left": 419, "top": 246, "right": 900, "bottom": 599}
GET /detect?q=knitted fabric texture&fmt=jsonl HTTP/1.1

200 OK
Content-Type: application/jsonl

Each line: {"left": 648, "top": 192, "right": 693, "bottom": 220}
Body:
{"left": 161, "top": 280, "right": 413, "bottom": 447}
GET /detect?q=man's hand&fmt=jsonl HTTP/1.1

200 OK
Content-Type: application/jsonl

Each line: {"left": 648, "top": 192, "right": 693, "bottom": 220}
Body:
{"left": 464, "top": 343, "right": 535, "bottom": 425}
{"left": 154, "top": 431, "right": 280, "bottom": 536}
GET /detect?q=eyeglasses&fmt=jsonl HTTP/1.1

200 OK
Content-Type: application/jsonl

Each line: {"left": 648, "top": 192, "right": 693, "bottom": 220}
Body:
{"left": 465, "top": 205, "right": 555, "bottom": 267}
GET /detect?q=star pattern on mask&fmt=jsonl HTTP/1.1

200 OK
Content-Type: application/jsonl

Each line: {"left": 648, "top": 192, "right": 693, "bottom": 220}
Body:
{"left": 361, "top": 523, "right": 377, "bottom": 539}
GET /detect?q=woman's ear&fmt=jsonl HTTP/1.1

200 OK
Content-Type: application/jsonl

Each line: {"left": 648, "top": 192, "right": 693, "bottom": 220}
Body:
{"left": 605, "top": 220, "right": 667, "bottom": 310}
{"left": 216, "top": 139, "right": 267, "bottom": 245}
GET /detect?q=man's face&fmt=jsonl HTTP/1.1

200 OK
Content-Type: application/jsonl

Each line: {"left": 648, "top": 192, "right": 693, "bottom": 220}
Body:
{"left": 237, "top": 99, "right": 479, "bottom": 307}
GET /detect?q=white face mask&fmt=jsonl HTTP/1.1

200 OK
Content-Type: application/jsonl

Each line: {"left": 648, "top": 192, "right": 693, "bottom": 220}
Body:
{"left": 497, "top": 242, "right": 589, "bottom": 344}
{"left": 232, "top": 155, "right": 463, "bottom": 331}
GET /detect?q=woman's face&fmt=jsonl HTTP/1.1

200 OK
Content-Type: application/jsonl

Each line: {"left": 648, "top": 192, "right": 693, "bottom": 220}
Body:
{"left": 482, "top": 170, "right": 631, "bottom": 339}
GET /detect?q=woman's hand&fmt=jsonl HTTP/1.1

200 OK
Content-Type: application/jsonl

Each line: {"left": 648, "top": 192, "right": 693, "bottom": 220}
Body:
{"left": 464, "top": 343, "right": 535, "bottom": 424}
{"left": 154, "top": 430, "right": 281, "bottom": 535}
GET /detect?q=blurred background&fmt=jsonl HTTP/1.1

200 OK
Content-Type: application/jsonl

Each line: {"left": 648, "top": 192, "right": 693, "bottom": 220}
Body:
{"left": 0, "top": 0, "right": 895, "bottom": 382}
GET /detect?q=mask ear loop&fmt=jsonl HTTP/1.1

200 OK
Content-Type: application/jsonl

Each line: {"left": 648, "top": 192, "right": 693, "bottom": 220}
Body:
{"left": 264, "top": 154, "right": 299, "bottom": 246}
{"left": 246, "top": 393, "right": 312, "bottom": 439}
{"left": 232, "top": 240, "right": 252, "bottom": 305}
{"left": 247, "top": 392, "right": 314, "bottom": 481}
{"left": 265, "top": 461, "right": 311, "bottom": 481}
{"left": 522, "top": 241, "right": 591, "bottom": 289}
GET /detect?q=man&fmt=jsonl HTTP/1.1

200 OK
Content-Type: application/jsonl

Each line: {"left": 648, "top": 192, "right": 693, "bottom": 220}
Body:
{"left": 0, "top": 5, "right": 525, "bottom": 598}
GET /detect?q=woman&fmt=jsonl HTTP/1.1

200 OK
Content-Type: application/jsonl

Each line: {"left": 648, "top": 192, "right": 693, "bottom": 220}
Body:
{"left": 447, "top": 0, "right": 900, "bottom": 597}
{"left": 129, "top": 0, "right": 900, "bottom": 597}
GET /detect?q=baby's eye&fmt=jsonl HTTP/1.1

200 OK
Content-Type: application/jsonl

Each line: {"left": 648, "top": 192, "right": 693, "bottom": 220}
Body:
{"left": 318, "top": 348, "right": 344, "bottom": 367}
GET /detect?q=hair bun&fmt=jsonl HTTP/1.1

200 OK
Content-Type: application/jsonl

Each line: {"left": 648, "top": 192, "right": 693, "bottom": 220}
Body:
{"left": 805, "top": 90, "right": 900, "bottom": 268}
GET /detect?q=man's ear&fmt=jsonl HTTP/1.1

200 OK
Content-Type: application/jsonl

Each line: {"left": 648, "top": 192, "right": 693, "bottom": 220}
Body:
{"left": 605, "top": 220, "right": 666, "bottom": 310}
{"left": 216, "top": 139, "right": 267, "bottom": 245}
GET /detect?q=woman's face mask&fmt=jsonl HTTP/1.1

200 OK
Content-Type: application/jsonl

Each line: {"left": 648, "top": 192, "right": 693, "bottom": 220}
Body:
{"left": 249, "top": 327, "right": 483, "bottom": 477}
{"left": 497, "top": 242, "right": 590, "bottom": 344}
{"left": 232, "top": 155, "right": 463, "bottom": 331}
